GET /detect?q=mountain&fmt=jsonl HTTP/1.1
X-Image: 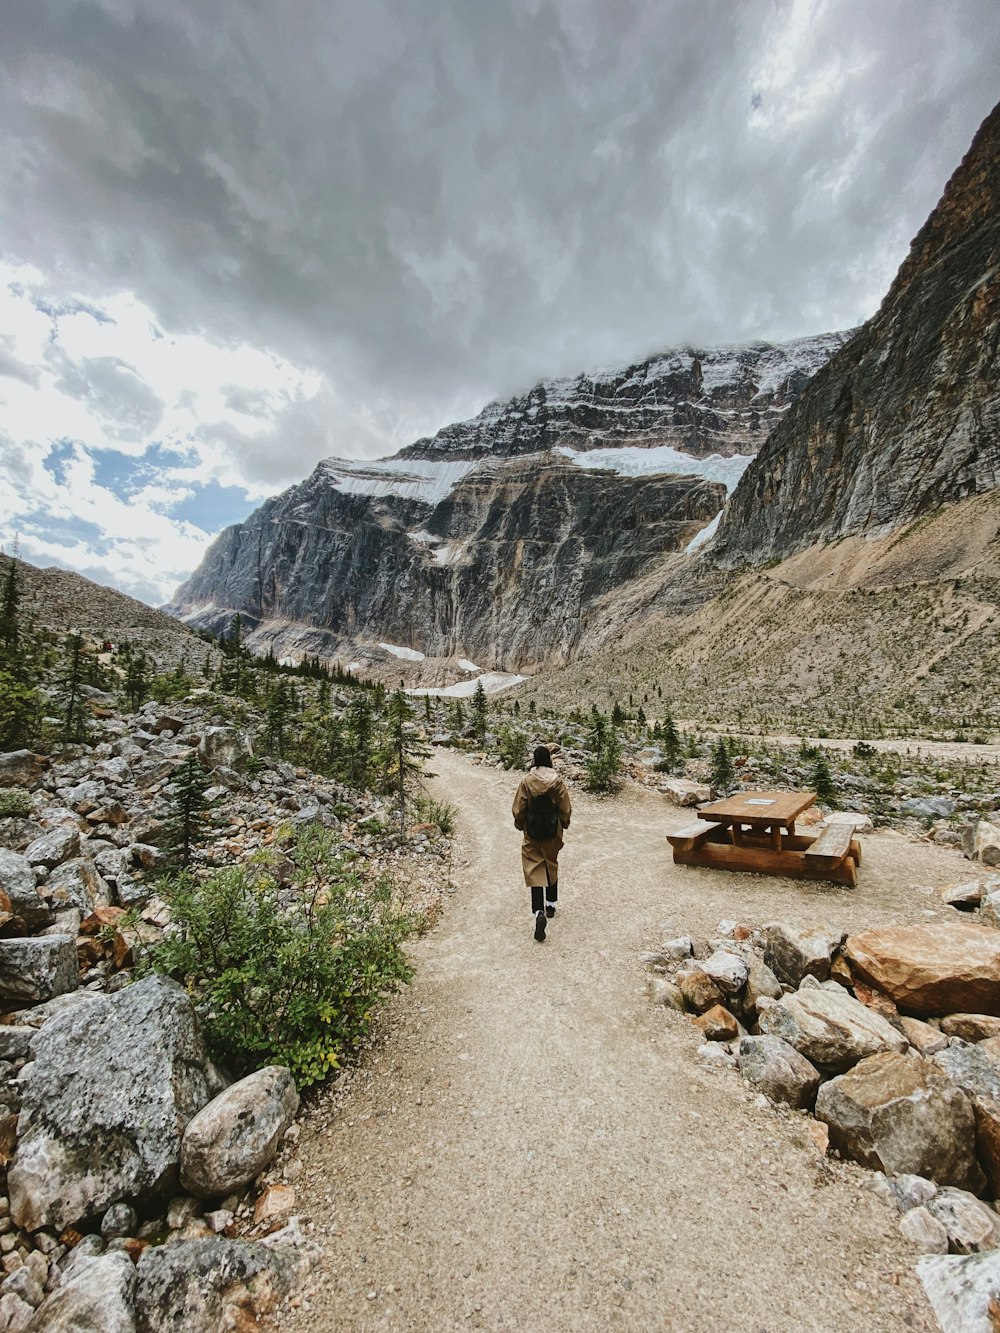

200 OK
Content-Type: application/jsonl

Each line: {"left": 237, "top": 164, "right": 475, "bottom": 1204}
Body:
{"left": 711, "top": 100, "right": 1000, "bottom": 567}
{"left": 167, "top": 333, "right": 849, "bottom": 675}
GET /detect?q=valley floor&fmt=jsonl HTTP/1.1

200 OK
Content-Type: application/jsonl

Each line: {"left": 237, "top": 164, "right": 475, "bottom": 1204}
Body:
{"left": 285, "top": 750, "right": 971, "bottom": 1332}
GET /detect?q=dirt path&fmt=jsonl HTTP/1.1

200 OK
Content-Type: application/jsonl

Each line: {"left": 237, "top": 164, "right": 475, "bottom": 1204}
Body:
{"left": 286, "top": 750, "right": 974, "bottom": 1332}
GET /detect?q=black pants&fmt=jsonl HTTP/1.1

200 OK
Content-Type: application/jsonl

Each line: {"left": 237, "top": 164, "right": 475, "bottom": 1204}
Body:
{"left": 530, "top": 879, "right": 558, "bottom": 914}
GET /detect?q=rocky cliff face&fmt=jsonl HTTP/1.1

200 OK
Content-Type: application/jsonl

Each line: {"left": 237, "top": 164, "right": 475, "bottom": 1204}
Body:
{"left": 170, "top": 454, "right": 724, "bottom": 671}
{"left": 169, "top": 333, "right": 846, "bottom": 671}
{"left": 712, "top": 100, "right": 1000, "bottom": 567}
{"left": 401, "top": 333, "right": 851, "bottom": 461}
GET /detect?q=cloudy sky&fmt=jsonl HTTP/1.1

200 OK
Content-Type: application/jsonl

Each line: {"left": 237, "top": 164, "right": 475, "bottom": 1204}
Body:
{"left": 1, "top": 0, "right": 998, "bottom": 605}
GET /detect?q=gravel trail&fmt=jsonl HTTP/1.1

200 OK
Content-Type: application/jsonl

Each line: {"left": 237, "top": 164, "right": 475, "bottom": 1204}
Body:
{"left": 287, "top": 749, "right": 972, "bottom": 1332}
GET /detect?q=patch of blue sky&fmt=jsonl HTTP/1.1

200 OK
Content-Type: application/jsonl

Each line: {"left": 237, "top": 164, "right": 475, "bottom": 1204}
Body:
{"left": 169, "top": 481, "right": 256, "bottom": 533}
{"left": 21, "top": 510, "right": 108, "bottom": 552}
{"left": 91, "top": 444, "right": 190, "bottom": 500}
{"left": 42, "top": 439, "right": 78, "bottom": 487}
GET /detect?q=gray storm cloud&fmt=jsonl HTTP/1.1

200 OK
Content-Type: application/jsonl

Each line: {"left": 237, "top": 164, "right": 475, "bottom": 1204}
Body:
{"left": 1, "top": 0, "right": 999, "bottom": 452}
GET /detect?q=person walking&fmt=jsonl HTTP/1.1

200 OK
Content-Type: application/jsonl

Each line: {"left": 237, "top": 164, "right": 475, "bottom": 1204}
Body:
{"left": 512, "top": 745, "right": 572, "bottom": 942}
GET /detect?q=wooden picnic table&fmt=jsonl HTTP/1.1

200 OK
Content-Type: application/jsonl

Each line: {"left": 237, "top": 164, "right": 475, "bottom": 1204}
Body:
{"left": 666, "top": 789, "right": 861, "bottom": 887}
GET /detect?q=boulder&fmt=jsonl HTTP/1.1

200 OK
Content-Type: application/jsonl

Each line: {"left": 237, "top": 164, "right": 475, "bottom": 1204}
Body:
{"left": 940, "top": 880, "right": 986, "bottom": 909}
{"left": 700, "top": 949, "right": 748, "bottom": 997}
{"left": 661, "top": 780, "right": 710, "bottom": 807}
{"left": 0, "top": 850, "right": 53, "bottom": 931}
{"left": 743, "top": 958, "right": 783, "bottom": 1015}
{"left": 844, "top": 921, "right": 1000, "bottom": 1017}
{"left": 926, "top": 1187, "right": 1000, "bottom": 1253}
{"left": 903, "top": 797, "right": 956, "bottom": 819}
{"left": 693, "top": 1005, "right": 738, "bottom": 1041}
{"left": 25, "top": 1251, "right": 136, "bottom": 1333}
{"left": 900, "top": 1206, "right": 949, "bottom": 1253}
{"left": 972, "top": 1099, "right": 1000, "bottom": 1196}
{"left": 815, "top": 1051, "right": 984, "bottom": 1190}
{"left": 757, "top": 984, "right": 907, "bottom": 1073}
{"left": 964, "top": 821, "right": 1000, "bottom": 867}
{"left": 762, "top": 921, "right": 845, "bottom": 987}
{"left": 737, "top": 1035, "right": 820, "bottom": 1109}
{"left": 941, "top": 1014, "right": 1000, "bottom": 1043}
{"left": 660, "top": 936, "right": 694, "bottom": 961}
{"left": 0, "top": 937, "right": 77, "bottom": 1007}
{"left": 23, "top": 828, "right": 80, "bottom": 872}
{"left": 133, "top": 1237, "right": 305, "bottom": 1333}
{"left": 822, "top": 810, "right": 874, "bottom": 834}
{"left": 900, "top": 1016, "right": 950, "bottom": 1056}
{"left": 646, "top": 978, "right": 685, "bottom": 1010}
{"left": 0, "top": 752, "right": 48, "bottom": 790}
{"left": 44, "top": 859, "right": 107, "bottom": 914}
{"left": 918, "top": 1250, "right": 1000, "bottom": 1333}
{"left": 180, "top": 1067, "right": 297, "bottom": 1199}
{"left": 8, "top": 974, "right": 215, "bottom": 1231}
{"left": 980, "top": 890, "right": 1000, "bottom": 930}
{"left": 933, "top": 1043, "right": 1000, "bottom": 1102}
{"left": 674, "top": 964, "right": 725, "bottom": 1014}
{"left": 198, "top": 728, "right": 253, "bottom": 772}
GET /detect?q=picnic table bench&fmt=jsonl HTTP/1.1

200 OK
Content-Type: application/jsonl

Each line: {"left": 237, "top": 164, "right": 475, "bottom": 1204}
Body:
{"left": 665, "top": 790, "right": 860, "bottom": 887}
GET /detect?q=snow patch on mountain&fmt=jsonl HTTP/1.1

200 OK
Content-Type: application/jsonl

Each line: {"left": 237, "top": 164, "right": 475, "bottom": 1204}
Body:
{"left": 563, "top": 445, "right": 753, "bottom": 492}
{"left": 320, "top": 457, "right": 477, "bottom": 504}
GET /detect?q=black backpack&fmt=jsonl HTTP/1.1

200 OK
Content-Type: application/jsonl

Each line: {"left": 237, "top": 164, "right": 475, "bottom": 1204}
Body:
{"left": 525, "top": 789, "right": 560, "bottom": 840}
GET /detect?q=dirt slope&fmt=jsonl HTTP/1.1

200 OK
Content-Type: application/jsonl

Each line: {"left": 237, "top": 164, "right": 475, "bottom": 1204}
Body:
{"left": 286, "top": 750, "right": 974, "bottom": 1332}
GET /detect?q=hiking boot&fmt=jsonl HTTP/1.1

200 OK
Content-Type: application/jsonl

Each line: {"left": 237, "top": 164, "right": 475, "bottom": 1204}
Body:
{"left": 545, "top": 904, "right": 556, "bottom": 918}
{"left": 534, "top": 910, "right": 547, "bottom": 942}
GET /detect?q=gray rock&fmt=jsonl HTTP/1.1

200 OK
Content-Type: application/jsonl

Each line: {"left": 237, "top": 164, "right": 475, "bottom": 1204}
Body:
{"left": 815, "top": 1051, "right": 984, "bottom": 1190}
{"left": 919, "top": 1250, "right": 1000, "bottom": 1332}
{"left": 0, "top": 752, "right": 48, "bottom": 790}
{"left": 646, "top": 978, "right": 685, "bottom": 1010}
{"left": 661, "top": 780, "right": 710, "bottom": 807}
{"left": 0, "top": 937, "right": 77, "bottom": 1008}
{"left": 894, "top": 1173, "right": 939, "bottom": 1212}
{"left": 198, "top": 728, "right": 253, "bottom": 772}
{"left": 903, "top": 797, "right": 956, "bottom": 819}
{"left": 660, "top": 936, "right": 694, "bottom": 961}
{"left": 737, "top": 1035, "right": 820, "bottom": 1109}
{"left": 180, "top": 1066, "right": 298, "bottom": 1198}
{"left": 762, "top": 921, "right": 846, "bottom": 987}
{"left": 134, "top": 1237, "right": 304, "bottom": 1332}
{"left": 0, "top": 1027, "right": 32, "bottom": 1061}
{"left": 0, "top": 1268, "right": 43, "bottom": 1309}
{"left": 101, "top": 1202, "right": 138, "bottom": 1239}
{"left": 743, "top": 958, "right": 783, "bottom": 1014}
{"left": 0, "top": 850, "right": 53, "bottom": 931}
{"left": 900, "top": 1206, "right": 950, "bottom": 1253}
{"left": 0, "top": 1292, "right": 35, "bottom": 1330}
{"left": 25, "top": 1251, "right": 136, "bottom": 1333}
{"left": 926, "top": 1187, "right": 1000, "bottom": 1253}
{"left": 8, "top": 974, "right": 215, "bottom": 1231}
{"left": 23, "top": 828, "right": 80, "bottom": 872}
{"left": 700, "top": 949, "right": 748, "bottom": 997}
{"left": 44, "top": 859, "right": 106, "bottom": 914}
{"left": 757, "top": 984, "right": 907, "bottom": 1073}
{"left": 933, "top": 1043, "right": 1000, "bottom": 1102}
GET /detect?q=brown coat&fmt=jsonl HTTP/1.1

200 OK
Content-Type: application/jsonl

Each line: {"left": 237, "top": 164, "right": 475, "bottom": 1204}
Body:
{"left": 512, "top": 766, "right": 572, "bottom": 888}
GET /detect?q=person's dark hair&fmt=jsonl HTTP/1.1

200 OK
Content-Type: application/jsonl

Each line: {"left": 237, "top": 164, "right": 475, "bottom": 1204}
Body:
{"left": 533, "top": 746, "right": 553, "bottom": 768}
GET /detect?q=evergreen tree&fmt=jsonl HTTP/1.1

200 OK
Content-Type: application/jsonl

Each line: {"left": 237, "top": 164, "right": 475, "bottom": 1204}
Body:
{"left": 166, "top": 752, "right": 213, "bottom": 870}
{"left": 661, "top": 711, "right": 683, "bottom": 771}
{"left": 345, "top": 694, "right": 375, "bottom": 789}
{"left": 611, "top": 700, "right": 626, "bottom": 727}
{"left": 449, "top": 699, "right": 465, "bottom": 732}
{"left": 811, "top": 752, "right": 838, "bottom": 807}
{"left": 218, "top": 613, "right": 250, "bottom": 697}
{"left": 0, "top": 559, "right": 20, "bottom": 658}
{"left": 424, "top": 694, "right": 432, "bottom": 726}
{"left": 59, "top": 633, "right": 88, "bottom": 745}
{"left": 385, "top": 689, "right": 426, "bottom": 833}
{"left": 265, "top": 677, "right": 296, "bottom": 757}
{"left": 710, "top": 737, "right": 734, "bottom": 796}
{"left": 124, "top": 653, "right": 150, "bottom": 711}
{"left": 472, "top": 679, "right": 488, "bottom": 740}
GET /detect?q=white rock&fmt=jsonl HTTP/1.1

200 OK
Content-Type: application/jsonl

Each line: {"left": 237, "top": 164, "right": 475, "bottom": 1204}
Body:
{"left": 180, "top": 1067, "right": 299, "bottom": 1198}
{"left": 701, "top": 949, "right": 748, "bottom": 997}
{"left": 919, "top": 1250, "right": 1000, "bottom": 1331}
{"left": 900, "top": 1206, "right": 949, "bottom": 1253}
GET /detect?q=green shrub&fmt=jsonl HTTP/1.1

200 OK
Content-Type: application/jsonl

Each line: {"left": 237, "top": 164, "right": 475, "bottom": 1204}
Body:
{"left": 496, "top": 723, "right": 529, "bottom": 771}
{"left": 0, "top": 788, "right": 31, "bottom": 818}
{"left": 413, "top": 794, "right": 457, "bottom": 835}
{"left": 0, "top": 671, "right": 41, "bottom": 749}
{"left": 138, "top": 826, "right": 415, "bottom": 1086}
{"left": 584, "top": 728, "right": 624, "bottom": 793}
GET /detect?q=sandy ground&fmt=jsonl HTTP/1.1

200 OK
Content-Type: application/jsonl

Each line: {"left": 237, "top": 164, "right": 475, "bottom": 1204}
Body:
{"left": 284, "top": 750, "right": 976, "bottom": 1333}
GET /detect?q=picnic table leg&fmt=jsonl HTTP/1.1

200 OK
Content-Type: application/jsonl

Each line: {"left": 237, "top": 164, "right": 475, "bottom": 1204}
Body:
{"left": 770, "top": 824, "right": 781, "bottom": 852}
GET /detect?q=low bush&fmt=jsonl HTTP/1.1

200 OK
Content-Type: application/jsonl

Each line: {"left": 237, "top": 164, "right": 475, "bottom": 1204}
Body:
{"left": 0, "top": 787, "right": 31, "bottom": 818}
{"left": 413, "top": 793, "right": 457, "bottom": 835}
{"left": 496, "top": 724, "right": 529, "bottom": 771}
{"left": 139, "top": 825, "right": 415, "bottom": 1086}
